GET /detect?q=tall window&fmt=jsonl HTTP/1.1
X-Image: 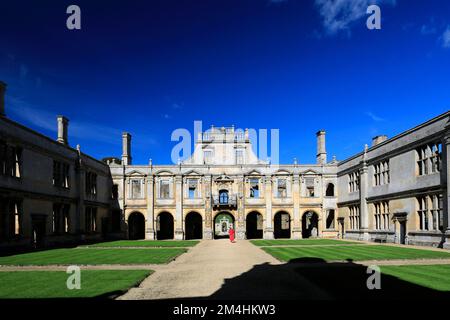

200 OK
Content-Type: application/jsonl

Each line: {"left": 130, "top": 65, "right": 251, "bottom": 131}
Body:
{"left": 374, "top": 201, "right": 390, "bottom": 230}
{"left": 85, "top": 207, "right": 97, "bottom": 233}
{"left": 277, "top": 179, "right": 287, "bottom": 198}
{"left": 53, "top": 161, "right": 70, "bottom": 188}
{"left": 112, "top": 184, "right": 119, "bottom": 200}
{"left": 85, "top": 172, "right": 97, "bottom": 196}
{"left": 326, "top": 209, "right": 335, "bottom": 229}
{"left": 374, "top": 160, "right": 389, "bottom": 186}
{"left": 219, "top": 190, "right": 229, "bottom": 204}
{"left": 188, "top": 179, "right": 199, "bottom": 199}
{"left": 305, "top": 177, "right": 315, "bottom": 197}
{"left": 418, "top": 194, "right": 443, "bottom": 231}
{"left": 159, "top": 180, "right": 170, "bottom": 199}
{"left": 348, "top": 171, "right": 360, "bottom": 193}
{"left": 203, "top": 150, "right": 213, "bottom": 164}
{"left": 417, "top": 142, "right": 442, "bottom": 176}
{"left": 235, "top": 149, "right": 244, "bottom": 164}
{"left": 0, "top": 141, "right": 22, "bottom": 178}
{"left": 325, "top": 183, "right": 335, "bottom": 197}
{"left": 349, "top": 205, "right": 360, "bottom": 230}
{"left": 130, "top": 179, "right": 143, "bottom": 199}
{"left": 53, "top": 204, "right": 70, "bottom": 234}
{"left": 249, "top": 178, "right": 260, "bottom": 198}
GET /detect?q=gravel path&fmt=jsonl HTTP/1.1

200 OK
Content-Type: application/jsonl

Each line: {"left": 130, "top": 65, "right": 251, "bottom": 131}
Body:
{"left": 117, "top": 239, "right": 331, "bottom": 300}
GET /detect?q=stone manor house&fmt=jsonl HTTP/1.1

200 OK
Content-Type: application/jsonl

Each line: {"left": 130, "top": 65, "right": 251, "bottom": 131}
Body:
{"left": 1, "top": 80, "right": 449, "bottom": 249}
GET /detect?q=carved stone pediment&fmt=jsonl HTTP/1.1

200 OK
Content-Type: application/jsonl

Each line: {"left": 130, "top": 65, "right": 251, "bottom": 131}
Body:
{"left": 214, "top": 174, "right": 234, "bottom": 183}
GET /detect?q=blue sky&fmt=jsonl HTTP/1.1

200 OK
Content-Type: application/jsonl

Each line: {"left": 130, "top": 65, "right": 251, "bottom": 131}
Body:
{"left": 1, "top": 0, "right": 449, "bottom": 165}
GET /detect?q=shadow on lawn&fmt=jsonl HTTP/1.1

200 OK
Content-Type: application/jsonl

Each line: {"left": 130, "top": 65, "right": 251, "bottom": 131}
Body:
{"left": 204, "top": 258, "right": 450, "bottom": 300}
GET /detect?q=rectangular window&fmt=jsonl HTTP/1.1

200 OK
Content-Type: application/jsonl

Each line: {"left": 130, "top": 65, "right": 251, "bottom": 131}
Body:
{"left": 112, "top": 184, "right": 119, "bottom": 200}
{"left": 349, "top": 205, "right": 360, "bottom": 230}
{"left": 53, "top": 161, "right": 70, "bottom": 188}
{"left": 374, "top": 160, "right": 389, "bottom": 186}
{"left": 188, "top": 179, "right": 198, "bottom": 199}
{"left": 249, "top": 178, "right": 259, "bottom": 198}
{"left": 1, "top": 143, "right": 22, "bottom": 178}
{"left": 374, "top": 201, "right": 389, "bottom": 230}
{"left": 85, "top": 172, "right": 97, "bottom": 196}
{"left": 418, "top": 194, "right": 443, "bottom": 231}
{"left": 277, "top": 179, "right": 287, "bottom": 198}
{"left": 85, "top": 207, "right": 97, "bottom": 233}
{"left": 130, "top": 179, "right": 143, "bottom": 199}
{"left": 305, "top": 178, "right": 315, "bottom": 197}
{"left": 11, "top": 201, "right": 22, "bottom": 237}
{"left": 326, "top": 209, "right": 335, "bottom": 229}
{"left": 348, "top": 171, "right": 360, "bottom": 193}
{"left": 160, "top": 180, "right": 170, "bottom": 199}
{"left": 235, "top": 149, "right": 244, "bottom": 164}
{"left": 203, "top": 150, "right": 213, "bottom": 164}
{"left": 417, "top": 142, "right": 442, "bottom": 176}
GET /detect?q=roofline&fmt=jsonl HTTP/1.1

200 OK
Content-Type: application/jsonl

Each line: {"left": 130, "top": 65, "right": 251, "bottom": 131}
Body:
{"left": 338, "top": 110, "right": 450, "bottom": 166}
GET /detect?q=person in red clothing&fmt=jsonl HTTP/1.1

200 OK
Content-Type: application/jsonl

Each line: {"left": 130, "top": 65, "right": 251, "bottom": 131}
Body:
{"left": 228, "top": 225, "right": 235, "bottom": 243}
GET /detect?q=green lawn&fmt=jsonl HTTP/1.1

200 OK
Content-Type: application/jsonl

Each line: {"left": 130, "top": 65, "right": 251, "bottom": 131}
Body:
{"left": 0, "top": 270, "right": 151, "bottom": 298}
{"left": 251, "top": 239, "right": 359, "bottom": 246}
{"left": 86, "top": 240, "right": 199, "bottom": 248}
{"left": 382, "top": 265, "right": 450, "bottom": 291}
{"left": 0, "top": 248, "right": 187, "bottom": 265}
{"left": 262, "top": 245, "right": 450, "bottom": 262}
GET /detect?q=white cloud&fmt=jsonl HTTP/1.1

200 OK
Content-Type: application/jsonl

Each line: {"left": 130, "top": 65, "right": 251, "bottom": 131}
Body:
{"left": 442, "top": 26, "right": 450, "bottom": 48}
{"left": 314, "top": 0, "right": 396, "bottom": 35}
{"left": 365, "top": 111, "right": 385, "bottom": 122}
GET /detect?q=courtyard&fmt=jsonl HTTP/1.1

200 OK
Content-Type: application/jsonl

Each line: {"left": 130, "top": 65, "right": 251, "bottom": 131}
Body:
{"left": 1, "top": 239, "right": 450, "bottom": 299}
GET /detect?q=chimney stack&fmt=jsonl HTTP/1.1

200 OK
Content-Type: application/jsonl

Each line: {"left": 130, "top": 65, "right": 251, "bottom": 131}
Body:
{"left": 316, "top": 130, "right": 327, "bottom": 165}
{"left": 0, "top": 81, "right": 6, "bottom": 117}
{"left": 57, "top": 116, "right": 69, "bottom": 145}
{"left": 372, "top": 135, "right": 388, "bottom": 147}
{"left": 122, "top": 132, "right": 132, "bottom": 165}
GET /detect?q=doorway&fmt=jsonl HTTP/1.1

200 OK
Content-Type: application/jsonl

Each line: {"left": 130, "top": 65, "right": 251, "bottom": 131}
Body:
{"left": 274, "top": 211, "right": 291, "bottom": 239}
{"left": 185, "top": 212, "right": 203, "bottom": 240}
{"left": 246, "top": 211, "right": 263, "bottom": 239}
{"left": 214, "top": 212, "right": 234, "bottom": 239}
{"left": 302, "top": 211, "right": 319, "bottom": 238}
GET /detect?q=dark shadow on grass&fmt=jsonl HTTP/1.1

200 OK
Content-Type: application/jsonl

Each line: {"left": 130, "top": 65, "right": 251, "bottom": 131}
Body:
{"left": 165, "top": 257, "right": 450, "bottom": 300}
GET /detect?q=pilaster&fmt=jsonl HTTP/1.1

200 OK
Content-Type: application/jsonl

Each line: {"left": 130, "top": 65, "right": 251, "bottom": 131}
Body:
{"left": 145, "top": 175, "right": 155, "bottom": 240}
{"left": 264, "top": 175, "right": 274, "bottom": 239}
{"left": 175, "top": 175, "right": 184, "bottom": 240}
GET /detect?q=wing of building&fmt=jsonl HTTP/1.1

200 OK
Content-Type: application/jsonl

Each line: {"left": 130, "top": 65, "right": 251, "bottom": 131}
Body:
{"left": 1, "top": 80, "right": 449, "bottom": 249}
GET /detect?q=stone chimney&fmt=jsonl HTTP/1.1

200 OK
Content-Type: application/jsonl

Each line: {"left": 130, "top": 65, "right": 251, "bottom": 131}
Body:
{"left": 0, "top": 81, "right": 6, "bottom": 117}
{"left": 372, "top": 135, "right": 388, "bottom": 147}
{"left": 122, "top": 132, "right": 132, "bottom": 165}
{"left": 316, "top": 130, "right": 327, "bottom": 165}
{"left": 57, "top": 116, "right": 69, "bottom": 145}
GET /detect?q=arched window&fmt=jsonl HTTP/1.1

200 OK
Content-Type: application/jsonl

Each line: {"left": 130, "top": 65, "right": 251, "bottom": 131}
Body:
{"left": 219, "top": 190, "right": 229, "bottom": 204}
{"left": 326, "top": 183, "right": 335, "bottom": 197}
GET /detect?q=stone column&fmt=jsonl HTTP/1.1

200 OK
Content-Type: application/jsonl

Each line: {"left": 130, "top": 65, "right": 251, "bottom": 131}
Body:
{"left": 203, "top": 175, "right": 213, "bottom": 239}
{"left": 292, "top": 174, "right": 302, "bottom": 239}
{"left": 443, "top": 132, "right": 450, "bottom": 249}
{"left": 174, "top": 175, "right": 184, "bottom": 240}
{"left": 145, "top": 175, "right": 155, "bottom": 240}
{"left": 237, "top": 175, "right": 246, "bottom": 240}
{"left": 359, "top": 156, "right": 370, "bottom": 241}
{"left": 264, "top": 175, "right": 274, "bottom": 239}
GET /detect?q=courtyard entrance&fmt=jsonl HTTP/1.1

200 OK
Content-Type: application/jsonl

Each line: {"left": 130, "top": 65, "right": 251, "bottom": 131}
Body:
{"left": 214, "top": 212, "right": 234, "bottom": 239}
{"left": 157, "top": 212, "right": 174, "bottom": 240}
{"left": 274, "top": 211, "right": 291, "bottom": 239}
{"left": 185, "top": 212, "right": 203, "bottom": 240}
{"left": 246, "top": 211, "right": 263, "bottom": 239}
{"left": 128, "top": 212, "right": 145, "bottom": 240}
{"left": 302, "top": 211, "right": 319, "bottom": 238}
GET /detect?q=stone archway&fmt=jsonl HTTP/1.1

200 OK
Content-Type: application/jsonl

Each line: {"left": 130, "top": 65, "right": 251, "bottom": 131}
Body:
{"left": 128, "top": 211, "right": 145, "bottom": 240}
{"left": 185, "top": 212, "right": 203, "bottom": 240}
{"left": 302, "top": 211, "right": 319, "bottom": 238}
{"left": 274, "top": 211, "right": 291, "bottom": 239}
{"left": 156, "top": 212, "right": 174, "bottom": 240}
{"left": 213, "top": 212, "right": 235, "bottom": 239}
{"left": 246, "top": 211, "right": 263, "bottom": 239}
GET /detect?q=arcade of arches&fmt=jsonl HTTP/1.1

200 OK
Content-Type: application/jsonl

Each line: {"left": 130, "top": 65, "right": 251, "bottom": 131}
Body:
{"left": 126, "top": 210, "right": 322, "bottom": 240}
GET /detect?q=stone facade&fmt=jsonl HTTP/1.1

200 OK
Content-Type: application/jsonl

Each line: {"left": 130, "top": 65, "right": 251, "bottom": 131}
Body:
{"left": 0, "top": 82, "right": 114, "bottom": 249}
{"left": 1, "top": 80, "right": 450, "bottom": 249}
